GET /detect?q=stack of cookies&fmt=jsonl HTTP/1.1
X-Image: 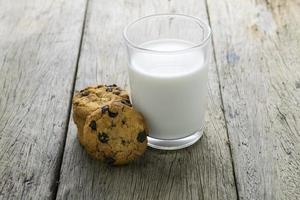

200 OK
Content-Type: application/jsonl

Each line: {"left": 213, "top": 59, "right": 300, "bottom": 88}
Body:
{"left": 72, "top": 84, "right": 148, "bottom": 165}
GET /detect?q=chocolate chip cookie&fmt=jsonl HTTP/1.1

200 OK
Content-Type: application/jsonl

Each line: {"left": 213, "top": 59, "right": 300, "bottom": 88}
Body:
{"left": 72, "top": 84, "right": 129, "bottom": 145}
{"left": 82, "top": 101, "right": 148, "bottom": 165}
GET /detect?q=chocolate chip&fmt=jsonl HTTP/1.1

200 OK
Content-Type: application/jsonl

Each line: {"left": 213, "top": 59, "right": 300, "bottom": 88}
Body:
{"left": 121, "top": 140, "right": 126, "bottom": 145}
{"left": 101, "top": 105, "right": 109, "bottom": 113}
{"left": 106, "top": 84, "right": 117, "bottom": 87}
{"left": 104, "top": 156, "right": 115, "bottom": 165}
{"left": 113, "top": 91, "right": 120, "bottom": 95}
{"left": 97, "top": 85, "right": 103, "bottom": 88}
{"left": 81, "top": 91, "right": 89, "bottom": 96}
{"left": 106, "top": 84, "right": 117, "bottom": 91}
{"left": 98, "top": 132, "right": 109, "bottom": 143}
{"left": 137, "top": 131, "right": 147, "bottom": 143}
{"left": 108, "top": 111, "right": 118, "bottom": 118}
{"left": 106, "top": 88, "right": 113, "bottom": 92}
{"left": 121, "top": 99, "right": 132, "bottom": 107}
{"left": 89, "top": 120, "right": 97, "bottom": 130}
{"left": 122, "top": 94, "right": 130, "bottom": 100}
{"left": 80, "top": 89, "right": 84, "bottom": 92}
{"left": 101, "top": 105, "right": 117, "bottom": 117}
{"left": 121, "top": 119, "right": 126, "bottom": 125}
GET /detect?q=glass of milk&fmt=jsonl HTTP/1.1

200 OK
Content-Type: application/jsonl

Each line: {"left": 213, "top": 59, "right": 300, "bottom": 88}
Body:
{"left": 123, "top": 14, "right": 211, "bottom": 150}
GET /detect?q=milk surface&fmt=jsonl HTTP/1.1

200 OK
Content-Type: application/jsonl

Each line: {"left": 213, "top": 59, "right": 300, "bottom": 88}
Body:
{"left": 128, "top": 39, "right": 208, "bottom": 139}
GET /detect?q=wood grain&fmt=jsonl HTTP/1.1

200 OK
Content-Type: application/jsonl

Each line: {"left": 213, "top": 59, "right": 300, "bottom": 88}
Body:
{"left": 56, "top": 0, "right": 237, "bottom": 199}
{"left": 0, "top": 0, "right": 87, "bottom": 199}
{"left": 206, "top": 0, "right": 300, "bottom": 199}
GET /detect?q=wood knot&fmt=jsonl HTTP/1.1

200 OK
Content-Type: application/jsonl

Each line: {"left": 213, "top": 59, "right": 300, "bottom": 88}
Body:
{"left": 226, "top": 51, "right": 240, "bottom": 65}
{"left": 249, "top": 24, "right": 264, "bottom": 39}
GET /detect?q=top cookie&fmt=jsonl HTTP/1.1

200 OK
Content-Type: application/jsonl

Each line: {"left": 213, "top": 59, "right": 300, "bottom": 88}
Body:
{"left": 72, "top": 84, "right": 129, "bottom": 144}
{"left": 73, "top": 84, "right": 129, "bottom": 117}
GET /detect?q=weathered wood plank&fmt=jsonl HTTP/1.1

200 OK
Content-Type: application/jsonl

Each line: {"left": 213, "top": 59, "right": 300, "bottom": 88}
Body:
{"left": 0, "top": 0, "right": 87, "bottom": 199}
{"left": 206, "top": 0, "right": 300, "bottom": 199}
{"left": 56, "top": 0, "right": 237, "bottom": 199}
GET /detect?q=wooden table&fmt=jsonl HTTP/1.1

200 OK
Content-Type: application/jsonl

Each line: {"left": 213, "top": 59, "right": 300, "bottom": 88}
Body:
{"left": 0, "top": 0, "right": 299, "bottom": 199}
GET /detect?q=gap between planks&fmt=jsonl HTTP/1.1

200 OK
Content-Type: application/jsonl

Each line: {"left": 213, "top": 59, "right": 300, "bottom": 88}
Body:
{"left": 51, "top": 0, "right": 90, "bottom": 199}
{"left": 204, "top": 0, "right": 240, "bottom": 199}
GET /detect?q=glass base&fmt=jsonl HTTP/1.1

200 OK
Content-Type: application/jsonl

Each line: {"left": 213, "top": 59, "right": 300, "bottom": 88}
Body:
{"left": 147, "top": 130, "right": 203, "bottom": 150}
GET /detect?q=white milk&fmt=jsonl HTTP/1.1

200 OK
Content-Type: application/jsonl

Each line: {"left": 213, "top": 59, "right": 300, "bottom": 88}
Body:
{"left": 128, "top": 39, "right": 208, "bottom": 139}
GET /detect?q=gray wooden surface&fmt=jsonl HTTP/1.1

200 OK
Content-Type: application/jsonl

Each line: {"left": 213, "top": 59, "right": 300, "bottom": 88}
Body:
{"left": 0, "top": 0, "right": 87, "bottom": 199}
{"left": 207, "top": 0, "right": 300, "bottom": 199}
{"left": 0, "top": 0, "right": 299, "bottom": 199}
{"left": 56, "top": 0, "right": 237, "bottom": 199}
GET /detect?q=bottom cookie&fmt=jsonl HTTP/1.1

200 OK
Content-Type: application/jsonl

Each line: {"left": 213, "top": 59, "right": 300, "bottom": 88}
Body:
{"left": 82, "top": 101, "right": 148, "bottom": 165}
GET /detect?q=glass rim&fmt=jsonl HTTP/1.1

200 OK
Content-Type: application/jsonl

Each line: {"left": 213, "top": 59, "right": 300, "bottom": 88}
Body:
{"left": 123, "top": 14, "right": 211, "bottom": 54}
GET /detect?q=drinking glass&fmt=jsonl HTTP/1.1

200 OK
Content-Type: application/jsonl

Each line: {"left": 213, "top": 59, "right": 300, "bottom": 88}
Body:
{"left": 123, "top": 14, "right": 211, "bottom": 150}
